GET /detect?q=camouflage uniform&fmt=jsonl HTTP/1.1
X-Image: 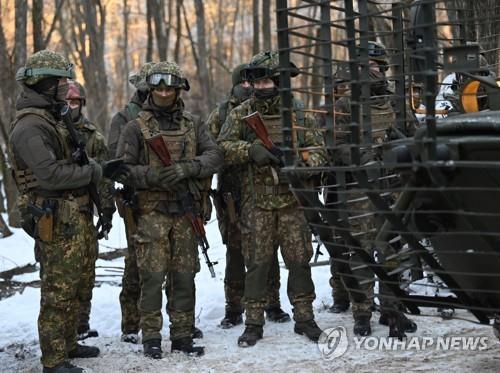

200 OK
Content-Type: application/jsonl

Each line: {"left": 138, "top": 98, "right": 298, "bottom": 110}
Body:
{"left": 207, "top": 80, "right": 283, "bottom": 318}
{"left": 74, "top": 114, "right": 115, "bottom": 335}
{"left": 9, "top": 50, "right": 100, "bottom": 369}
{"left": 108, "top": 62, "right": 153, "bottom": 337}
{"left": 218, "top": 78, "right": 327, "bottom": 331}
{"left": 116, "top": 61, "right": 222, "bottom": 347}
{"left": 334, "top": 92, "right": 395, "bottom": 320}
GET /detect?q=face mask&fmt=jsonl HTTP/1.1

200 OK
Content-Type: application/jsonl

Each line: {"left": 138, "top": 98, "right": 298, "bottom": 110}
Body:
{"left": 369, "top": 69, "right": 387, "bottom": 95}
{"left": 151, "top": 86, "right": 177, "bottom": 108}
{"left": 70, "top": 106, "right": 81, "bottom": 122}
{"left": 232, "top": 84, "right": 253, "bottom": 101}
{"left": 54, "top": 82, "right": 69, "bottom": 102}
{"left": 254, "top": 86, "right": 279, "bottom": 100}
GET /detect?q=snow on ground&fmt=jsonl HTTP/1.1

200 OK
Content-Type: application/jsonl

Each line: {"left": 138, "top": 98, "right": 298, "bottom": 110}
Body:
{"left": 1, "top": 212, "right": 500, "bottom": 372}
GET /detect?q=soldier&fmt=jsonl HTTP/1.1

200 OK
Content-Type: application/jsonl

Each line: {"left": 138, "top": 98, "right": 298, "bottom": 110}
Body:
{"left": 108, "top": 62, "right": 153, "bottom": 344}
{"left": 333, "top": 41, "right": 416, "bottom": 336}
{"left": 9, "top": 50, "right": 101, "bottom": 373}
{"left": 116, "top": 61, "right": 223, "bottom": 358}
{"left": 218, "top": 51, "right": 327, "bottom": 347}
{"left": 65, "top": 80, "right": 115, "bottom": 341}
{"left": 207, "top": 63, "right": 290, "bottom": 329}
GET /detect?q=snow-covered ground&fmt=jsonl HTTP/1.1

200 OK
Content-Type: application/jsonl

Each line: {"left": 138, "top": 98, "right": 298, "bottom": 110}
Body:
{"left": 1, "top": 212, "right": 499, "bottom": 372}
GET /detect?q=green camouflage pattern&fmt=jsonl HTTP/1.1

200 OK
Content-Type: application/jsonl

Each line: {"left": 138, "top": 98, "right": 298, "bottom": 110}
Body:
{"left": 218, "top": 95, "right": 327, "bottom": 210}
{"left": 22, "top": 49, "right": 71, "bottom": 85}
{"left": 129, "top": 61, "right": 156, "bottom": 90}
{"left": 232, "top": 63, "right": 249, "bottom": 87}
{"left": 330, "top": 260, "right": 349, "bottom": 302}
{"left": 249, "top": 51, "right": 280, "bottom": 71}
{"left": 207, "top": 95, "right": 283, "bottom": 313}
{"left": 148, "top": 61, "right": 184, "bottom": 79}
{"left": 73, "top": 115, "right": 114, "bottom": 332}
{"left": 38, "top": 203, "right": 97, "bottom": 368}
{"left": 134, "top": 210, "right": 200, "bottom": 342}
{"left": 240, "top": 202, "right": 315, "bottom": 325}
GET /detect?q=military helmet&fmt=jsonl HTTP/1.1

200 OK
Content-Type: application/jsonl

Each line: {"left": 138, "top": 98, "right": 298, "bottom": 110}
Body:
{"left": 129, "top": 61, "right": 156, "bottom": 90}
{"left": 334, "top": 61, "right": 350, "bottom": 82}
{"left": 240, "top": 50, "right": 299, "bottom": 82}
{"left": 146, "top": 61, "right": 190, "bottom": 91}
{"left": 66, "top": 80, "right": 86, "bottom": 105}
{"left": 232, "top": 63, "right": 249, "bottom": 87}
{"left": 366, "top": 41, "right": 389, "bottom": 66}
{"left": 16, "top": 49, "right": 74, "bottom": 86}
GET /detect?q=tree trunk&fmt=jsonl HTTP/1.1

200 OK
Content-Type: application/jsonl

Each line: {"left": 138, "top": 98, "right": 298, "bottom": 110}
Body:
{"left": 14, "top": 0, "right": 27, "bottom": 70}
{"left": 146, "top": 0, "right": 153, "bottom": 62}
{"left": 152, "top": 0, "right": 167, "bottom": 60}
{"left": 174, "top": 0, "right": 182, "bottom": 62}
{"left": 193, "top": 0, "right": 213, "bottom": 112}
{"left": 262, "top": 0, "right": 271, "bottom": 50}
{"left": 123, "top": 0, "right": 130, "bottom": 100}
{"left": 32, "top": 0, "right": 44, "bottom": 52}
{"left": 253, "top": 0, "right": 260, "bottom": 54}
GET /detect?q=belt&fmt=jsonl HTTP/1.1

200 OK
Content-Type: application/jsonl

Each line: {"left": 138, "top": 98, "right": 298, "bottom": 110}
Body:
{"left": 136, "top": 190, "right": 178, "bottom": 203}
{"left": 33, "top": 193, "right": 90, "bottom": 207}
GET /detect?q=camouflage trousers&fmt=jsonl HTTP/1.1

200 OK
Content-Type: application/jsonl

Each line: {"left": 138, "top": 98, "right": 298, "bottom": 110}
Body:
{"left": 77, "top": 238, "right": 98, "bottom": 334}
{"left": 214, "top": 192, "right": 282, "bottom": 314}
{"left": 330, "top": 259, "right": 349, "bottom": 303}
{"left": 240, "top": 201, "right": 315, "bottom": 326}
{"left": 118, "top": 207, "right": 141, "bottom": 334}
{"left": 342, "top": 195, "right": 376, "bottom": 320}
{"left": 38, "top": 202, "right": 96, "bottom": 368}
{"left": 134, "top": 210, "right": 200, "bottom": 342}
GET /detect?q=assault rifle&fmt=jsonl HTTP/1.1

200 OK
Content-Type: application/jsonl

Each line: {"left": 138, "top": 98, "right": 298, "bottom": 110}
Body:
{"left": 243, "top": 111, "right": 284, "bottom": 166}
{"left": 145, "top": 133, "right": 217, "bottom": 278}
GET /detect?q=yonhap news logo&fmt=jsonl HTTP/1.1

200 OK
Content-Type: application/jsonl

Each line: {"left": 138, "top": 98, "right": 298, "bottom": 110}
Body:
{"left": 318, "top": 326, "right": 490, "bottom": 360}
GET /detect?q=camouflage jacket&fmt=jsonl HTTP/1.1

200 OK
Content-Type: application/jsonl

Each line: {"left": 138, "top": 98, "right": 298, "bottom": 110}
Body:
{"left": 74, "top": 115, "right": 115, "bottom": 212}
{"left": 207, "top": 94, "right": 244, "bottom": 194}
{"left": 218, "top": 95, "right": 327, "bottom": 209}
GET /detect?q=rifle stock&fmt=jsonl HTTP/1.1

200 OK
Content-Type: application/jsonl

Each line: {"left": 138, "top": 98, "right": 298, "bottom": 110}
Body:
{"left": 145, "top": 133, "right": 217, "bottom": 278}
{"left": 243, "top": 111, "right": 284, "bottom": 161}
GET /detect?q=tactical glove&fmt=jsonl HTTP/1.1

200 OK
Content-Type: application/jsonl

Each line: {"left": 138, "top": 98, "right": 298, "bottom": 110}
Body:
{"left": 89, "top": 159, "right": 102, "bottom": 184}
{"left": 161, "top": 162, "right": 201, "bottom": 187}
{"left": 248, "top": 144, "right": 280, "bottom": 167}
{"left": 102, "top": 159, "right": 129, "bottom": 182}
{"left": 146, "top": 167, "right": 164, "bottom": 188}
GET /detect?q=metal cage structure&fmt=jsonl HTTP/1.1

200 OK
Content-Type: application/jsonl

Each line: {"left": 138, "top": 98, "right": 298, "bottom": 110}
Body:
{"left": 275, "top": 0, "right": 500, "bottom": 337}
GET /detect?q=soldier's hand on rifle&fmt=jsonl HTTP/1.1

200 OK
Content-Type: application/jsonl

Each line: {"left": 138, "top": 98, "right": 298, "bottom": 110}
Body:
{"left": 89, "top": 158, "right": 103, "bottom": 184}
{"left": 248, "top": 143, "right": 280, "bottom": 167}
{"left": 162, "top": 162, "right": 201, "bottom": 186}
{"left": 102, "top": 159, "right": 129, "bottom": 182}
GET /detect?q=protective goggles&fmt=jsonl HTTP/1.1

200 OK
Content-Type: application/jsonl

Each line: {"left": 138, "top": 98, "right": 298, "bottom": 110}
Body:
{"left": 16, "top": 64, "right": 75, "bottom": 81}
{"left": 147, "top": 73, "right": 184, "bottom": 88}
{"left": 367, "top": 43, "right": 386, "bottom": 58}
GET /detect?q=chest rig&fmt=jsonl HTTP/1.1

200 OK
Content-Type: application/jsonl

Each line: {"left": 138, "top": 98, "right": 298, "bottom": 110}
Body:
{"left": 9, "top": 108, "right": 70, "bottom": 194}
{"left": 365, "top": 101, "right": 395, "bottom": 144}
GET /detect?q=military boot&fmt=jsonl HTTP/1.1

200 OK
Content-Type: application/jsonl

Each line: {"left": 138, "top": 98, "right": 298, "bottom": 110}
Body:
{"left": 328, "top": 300, "right": 350, "bottom": 313}
{"left": 294, "top": 320, "right": 322, "bottom": 342}
{"left": 353, "top": 316, "right": 372, "bottom": 336}
{"left": 143, "top": 339, "right": 162, "bottom": 359}
{"left": 237, "top": 325, "right": 263, "bottom": 347}
{"left": 220, "top": 311, "right": 243, "bottom": 329}
{"left": 192, "top": 326, "right": 203, "bottom": 339}
{"left": 121, "top": 333, "right": 139, "bottom": 344}
{"left": 171, "top": 336, "right": 205, "bottom": 357}
{"left": 42, "top": 362, "right": 84, "bottom": 373}
{"left": 67, "top": 344, "right": 100, "bottom": 359}
{"left": 77, "top": 326, "right": 98, "bottom": 341}
{"left": 379, "top": 312, "right": 417, "bottom": 333}
{"left": 265, "top": 307, "right": 291, "bottom": 323}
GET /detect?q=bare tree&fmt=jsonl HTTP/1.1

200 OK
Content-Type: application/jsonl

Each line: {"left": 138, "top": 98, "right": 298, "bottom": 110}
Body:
{"left": 174, "top": 0, "right": 182, "bottom": 62}
{"left": 253, "top": 0, "right": 260, "bottom": 54}
{"left": 123, "top": 0, "right": 131, "bottom": 99}
{"left": 152, "top": 0, "right": 168, "bottom": 60}
{"left": 146, "top": 0, "right": 154, "bottom": 62}
{"left": 193, "top": 0, "right": 213, "bottom": 112}
{"left": 32, "top": 0, "right": 65, "bottom": 52}
{"left": 262, "top": 0, "right": 271, "bottom": 50}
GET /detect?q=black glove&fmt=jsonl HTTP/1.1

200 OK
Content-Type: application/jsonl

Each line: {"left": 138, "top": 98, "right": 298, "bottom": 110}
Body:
{"left": 102, "top": 159, "right": 129, "bottom": 181}
{"left": 161, "top": 162, "right": 201, "bottom": 187}
{"left": 248, "top": 143, "right": 280, "bottom": 167}
{"left": 97, "top": 208, "right": 114, "bottom": 239}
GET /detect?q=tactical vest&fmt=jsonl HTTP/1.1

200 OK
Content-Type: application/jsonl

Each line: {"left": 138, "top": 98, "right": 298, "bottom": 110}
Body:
{"left": 9, "top": 108, "right": 71, "bottom": 194}
{"left": 135, "top": 110, "right": 198, "bottom": 209}
{"left": 364, "top": 100, "right": 395, "bottom": 144}
{"left": 259, "top": 98, "right": 306, "bottom": 147}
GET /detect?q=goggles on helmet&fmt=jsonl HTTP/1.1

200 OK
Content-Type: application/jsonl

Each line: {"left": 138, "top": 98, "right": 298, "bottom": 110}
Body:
{"left": 147, "top": 73, "right": 184, "bottom": 88}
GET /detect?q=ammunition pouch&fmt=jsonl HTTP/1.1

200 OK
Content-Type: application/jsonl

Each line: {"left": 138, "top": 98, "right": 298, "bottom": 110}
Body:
{"left": 13, "top": 168, "right": 39, "bottom": 193}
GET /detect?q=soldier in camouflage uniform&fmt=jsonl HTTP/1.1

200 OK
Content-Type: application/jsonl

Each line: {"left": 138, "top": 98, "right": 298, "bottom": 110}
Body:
{"left": 116, "top": 61, "right": 223, "bottom": 358}
{"left": 65, "top": 80, "right": 115, "bottom": 341}
{"left": 108, "top": 62, "right": 153, "bottom": 344}
{"left": 218, "top": 51, "right": 327, "bottom": 347}
{"left": 207, "top": 63, "right": 290, "bottom": 328}
{"left": 333, "top": 41, "right": 416, "bottom": 336}
{"left": 9, "top": 50, "right": 101, "bottom": 373}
